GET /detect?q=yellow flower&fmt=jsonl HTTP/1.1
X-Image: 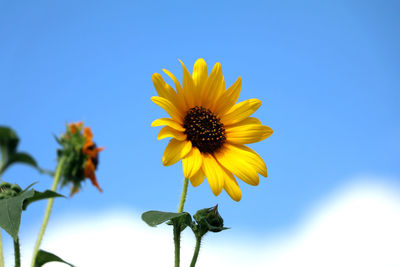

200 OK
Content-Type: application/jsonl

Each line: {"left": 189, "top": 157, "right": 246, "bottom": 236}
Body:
{"left": 151, "top": 59, "right": 273, "bottom": 201}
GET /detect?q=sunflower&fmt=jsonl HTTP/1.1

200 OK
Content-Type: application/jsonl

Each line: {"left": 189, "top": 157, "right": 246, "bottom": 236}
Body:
{"left": 151, "top": 59, "right": 273, "bottom": 201}
{"left": 58, "top": 122, "right": 104, "bottom": 195}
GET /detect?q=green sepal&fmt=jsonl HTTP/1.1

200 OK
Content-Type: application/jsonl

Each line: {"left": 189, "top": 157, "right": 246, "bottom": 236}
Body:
{"left": 55, "top": 126, "right": 88, "bottom": 191}
{"left": 34, "top": 249, "right": 74, "bottom": 267}
{"left": 142, "top": 210, "right": 192, "bottom": 231}
{"left": 22, "top": 190, "right": 64, "bottom": 210}
{"left": 0, "top": 189, "right": 34, "bottom": 240}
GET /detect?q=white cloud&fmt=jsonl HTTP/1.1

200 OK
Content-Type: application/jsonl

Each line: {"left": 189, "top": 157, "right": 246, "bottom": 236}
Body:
{"left": 260, "top": 179, "right": 400, "bottom": 267}
{"left": 14, "top": 178, "right": 400, "bottom": 267}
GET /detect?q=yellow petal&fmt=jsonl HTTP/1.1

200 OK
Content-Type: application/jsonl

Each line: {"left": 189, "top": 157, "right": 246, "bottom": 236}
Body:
{"left": 157, "top": 126, "right": 186, "bottom": 141}
{"left": 192, "top": 58, "right": 208, "bottom": 90}
{"left": 227, "top": 117, "right": 261, "bottom": 128}
{"left": 226, "top": 124, "right": 273, "bottom": 144}
{"left": 179, "top": 59, "right": 196, "bottom": 108}
{"left": 231, "top": 144, "right": 268, "bottom": 177}
{"left": 221, "top": 99, "right": 262, "bottom": 126}
{"left": 181, "top": 140, "right": 192, "bottom": 158}
{"left": 163, "top": 69, "right": 183, "bottom": 94}
{"left": 162, "top": 139, "right": 186, "bottom": 166}
{"left": 182, "top": 147, "right": 202, "bottom": 178}
{"left": 152, "top": 73, "right": 177, "bottom": 104}
{"left": 163, "top": 68, "right": 187, "bottom": 110}
{"left": 201, "top": 153, "right": 225, "bottom": 196}
{"left": 215, "top": 145, "right": 259, "bottom": 186}
{"left": 151, "top": 96, "right": 183, "bottom": 123}
{"left": 192, "top": 58, "right": 208, "bottom": 106}
{"left": 190, "top": 168, "right": 205, "bottom": 187}
{"left": 224, "top": 173, "right": 242, "bottom": 202}
{"left": 214, "top": 76, "right": 242, "bottom": 116}
{"left": 200, "top": 62, "right": 224, "bottom": 108}
{"left": 151, "top": 118, "right": 185, "bottom": 132}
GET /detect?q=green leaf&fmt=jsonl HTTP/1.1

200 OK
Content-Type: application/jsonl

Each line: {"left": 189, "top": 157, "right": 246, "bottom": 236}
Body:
{"left": 0, "top": 126, "right": 19, "bottom": 154}
{"left": 0, "top": 185, "right": 63, "bottom": 240}
{"left": 23, "top": 182, "right": 38, "bottom": 192}
{"left": 23, "top": 190, "right": 64, "bottom": 210}
{"left": 0, "top": 189, "right": 34, "bottom": 240}
{"left": 8, "top": 152, "right": 37, "bottom": 167}
{"left": 38, "top": 167, "right": 55, "bottom": 177}
{"left": 1, "top": 152, "right": 38, "bottom": 173}
{"left": 34, "top": 249, "right": 74, "bottom": 267}
{"left": 174, "top": 212, "right": 193, "bottom": 231}
{"left": 142, "top": 210, "right": 192, "bottom": 227}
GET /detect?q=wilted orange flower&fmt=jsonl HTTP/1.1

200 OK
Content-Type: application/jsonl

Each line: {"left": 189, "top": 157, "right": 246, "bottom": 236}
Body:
{"left": 58, "top": 122, "right": 104, "bottom": 195}
{"left": 82, "top": 127, "right": 104, "bottom": 192}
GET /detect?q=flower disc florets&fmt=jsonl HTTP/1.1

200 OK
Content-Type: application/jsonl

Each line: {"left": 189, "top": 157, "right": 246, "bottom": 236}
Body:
{"left": 183, "top": 106, "right": 226, "bottom": 154}
{"left": 57, "top": 122, "right": 103, "bottom": 195}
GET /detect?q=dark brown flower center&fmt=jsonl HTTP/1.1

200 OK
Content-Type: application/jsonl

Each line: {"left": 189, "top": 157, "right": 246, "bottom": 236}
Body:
{"left": 86, "top": 143, "right": 99, "bottom": 169}
{"left": 183, "top": 106, "right": 226, "bottom": 154}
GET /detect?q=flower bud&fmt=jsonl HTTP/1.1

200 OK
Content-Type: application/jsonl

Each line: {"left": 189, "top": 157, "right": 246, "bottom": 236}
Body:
{"left": 0, "top": 182, "right": 22, "bottom": 199}
{"left": 193, "top": 205, "right": 227, "bottom": 237}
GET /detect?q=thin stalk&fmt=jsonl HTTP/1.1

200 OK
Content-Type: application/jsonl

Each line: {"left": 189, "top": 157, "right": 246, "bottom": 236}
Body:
{"left": 0, "top": 231, "right": 3, "bottom": 267}
{"left": 190, "top": 236, "right": 202, "bottom": 267}
{"left": 0, "top": 147, "right": 6, "bottom": 267}
{"left": 30, "top": 157, "right": 66, "bottom": 267}
{"left": 173, "top": 221, "right": 181, "bottom": 267}
{"left": 0, "top": 146, "right": 6, "bottom": 178}
{"left": 174, "top": 178, "right": 189, "bottom": 267}
{"left": 178, "top": 178, "right": 189, "bottom": 213}
{"left": 14, "top": 238, "right": 21, "bottom": 267}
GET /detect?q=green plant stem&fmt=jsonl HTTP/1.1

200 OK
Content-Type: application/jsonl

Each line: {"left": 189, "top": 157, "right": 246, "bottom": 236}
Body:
{"left": 190, "top": 236, "right": 202, "bottom": 267}
{"left": 0, "top": 231, "right": 3, "bottom": 267}
{"left": 0, "top": 146, "right": 6, "bottom": 177}
{"left": 0, "top": 147, "right": 6, "bottom": 267}
{"left": 173, "top": 221, "right": 181, "bottom": 267}
{"left": 14, "top": 238, "right": 21, "bottom": 267}
{"left": 30, "top": 157, "right": 66, "bottom": 267}
{"left": 174, "top": 178, "right": 189, "bottom": 267}
{"left": 178, "top": 178, "right": 189, "bottom": 213}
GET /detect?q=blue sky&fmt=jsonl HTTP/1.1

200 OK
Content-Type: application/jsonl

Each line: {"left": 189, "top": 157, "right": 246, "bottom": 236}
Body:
{"left": 1, "top": 0, "right": 399, "bottom": 246}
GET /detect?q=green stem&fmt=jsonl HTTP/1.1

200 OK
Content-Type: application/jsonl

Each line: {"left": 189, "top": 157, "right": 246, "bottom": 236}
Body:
{"left": 14, "top": 238, "right": 21, "bottom": 267}
{"left": 0, "top": 147, "right": 6, "bottom": 267}
{"left": 0, "top": 231, "right": 3, "bottom": 267}
{"left": 178, "top": 178, "right": 189, "bottom": 213}
{"left": 30, "top": 157, "right": 66, "bottom": 267}
{"left": 173, "top": 221, "right": 181, "bottom": 267}
{"left": 174, "top": 178, "right": 189, "bottom": 267}
{"left": 0, "top": 146, "right": 6, "bottom": 178}
{"left": 190, "top": 236, "right": 202, "bottom": 267}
